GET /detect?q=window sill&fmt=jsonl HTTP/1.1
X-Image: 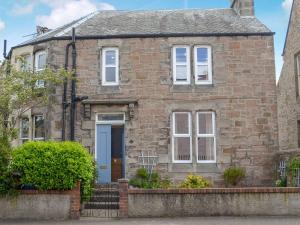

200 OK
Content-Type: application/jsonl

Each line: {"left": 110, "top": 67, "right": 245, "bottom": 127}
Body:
{"left": 98, "top": 85, "right": 120, "bottom": 94}
{"left": 168, "top": 162, "right": 219, "bottom": 173}
{"left": 170, "top": 84, "right": 215, "bottom": 93}
{"left": 102, "top": 83, "right": 119, "bottom": 86}
{"left": 33, "top": 138, "right": 45, "bottom": 141}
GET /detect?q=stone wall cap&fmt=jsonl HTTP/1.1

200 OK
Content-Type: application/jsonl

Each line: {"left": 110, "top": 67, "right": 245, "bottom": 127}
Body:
{"left": 128, "top": 187, "right": 300, "bottom": 194}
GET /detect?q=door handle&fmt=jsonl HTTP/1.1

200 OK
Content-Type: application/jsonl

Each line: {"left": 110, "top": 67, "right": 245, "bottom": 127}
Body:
{"left": 100, "top": 165, "right": 107, "bottom": 169}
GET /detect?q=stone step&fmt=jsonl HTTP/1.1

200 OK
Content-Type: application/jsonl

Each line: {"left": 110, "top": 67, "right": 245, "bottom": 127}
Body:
{"left": 84, "top": 202, "right": 119, "bottom": 210}
{"left": 81, "top": 209, "right": 119, "bottom": 218}
{"left": 90, "top": 195, "right": 119, "bottom": 202}
{"left": 93, "top": 189, "right": 119, "bottom": 196}
{"left": 95, "top": 183, "right": 119, "bottom": 189}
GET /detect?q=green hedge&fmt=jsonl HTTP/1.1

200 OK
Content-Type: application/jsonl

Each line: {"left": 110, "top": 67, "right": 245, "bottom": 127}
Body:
{"left": 12, "top": 141, "right": 95, "bottom": 201}
{"left": 0, "top": 139, "right": 15, "bottom": 195}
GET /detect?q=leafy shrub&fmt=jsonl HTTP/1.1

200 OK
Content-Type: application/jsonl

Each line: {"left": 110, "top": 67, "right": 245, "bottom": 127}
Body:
{"left": 223, "top": 167, "right": 246, "bottom": 187}
{"left": 286, "top": 157, "right": 300, "bottom": 187}
{"left": 287, "top": 157, "right": 300, "bottom": 170}
{"left": 12, "top": 141, "right": 95, "bottom": 201}
{"left": 275, "top": 177, "right": 287, "bottom": 187}
{"left": 129, "top": 168, "right": 172, "bottom": 189}
{"left": 0, "top": 139, "right": 15, "bottom": 195}
{"left": 180, "top": 174, "right": 211, "bottom": 189}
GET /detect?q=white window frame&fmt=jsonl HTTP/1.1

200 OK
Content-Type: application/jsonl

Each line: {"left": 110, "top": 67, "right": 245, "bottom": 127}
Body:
{"left": 296, "top": 53, "right": 300, "bottom": 96}
{"left": 194, "top": 46, "right": 212, "bottom": 85}
{"left": 102, "top": 47, "right": 119, "bottom": 86}
{"left": 172, "top": 112, "right": 192, "bottom": 163}
{"left": 35, "top": 50, "right": 46, "bottom": 72}
{"left": 34, "top": 50, "right": 46, "bottom": 88}
{"left": 20, "top": 117, "right": 30, "bottom": 141}
{"left": 96, "top": 112, "right": 125, "bottom": 125}
{"left": 20, "top": 54, "right": 32, "bottom": 72}
{"left": 172, "top": 46, "right": 191, "bottom": 85}
{"left": 196, "top": 111, "right": 216, "bottom": 163}
{"left": 33, "top": 115, "right": 45, "bottom": 141}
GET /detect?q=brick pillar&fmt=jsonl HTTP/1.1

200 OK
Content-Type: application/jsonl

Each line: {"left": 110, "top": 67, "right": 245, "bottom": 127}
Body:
{"left": 118, "top": 179, "right": 129, "bottom": 218}
{"left": 69, "top": 181, "right": 81, "bottom": 219}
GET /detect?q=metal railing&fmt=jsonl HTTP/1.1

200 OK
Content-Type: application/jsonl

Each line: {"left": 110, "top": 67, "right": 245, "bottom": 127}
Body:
{"left": 277, "top": 160, "right": 300, "bottom": 187}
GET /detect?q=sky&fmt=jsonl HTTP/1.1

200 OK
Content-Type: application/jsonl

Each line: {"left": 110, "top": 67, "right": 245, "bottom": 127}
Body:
{"left": 0, "top": 0, "right": 294, "bottom": 81}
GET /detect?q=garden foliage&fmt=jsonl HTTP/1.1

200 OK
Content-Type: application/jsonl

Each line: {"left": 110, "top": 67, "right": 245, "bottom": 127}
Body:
{"left": 129, "top": 168, "right": 171, "bottom": 189}
{"left": 12, "top": 141, "right": 95, "bottom": 201}
{"left": 223, "top": 167, "right": 246, "bottom": 187}
{"left": 180, "top": 174, "right": 211, "bottom": 189}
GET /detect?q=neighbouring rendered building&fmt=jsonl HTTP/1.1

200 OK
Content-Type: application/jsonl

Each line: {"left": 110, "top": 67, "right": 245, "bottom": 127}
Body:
{"left": 9, "top": 0, "right": 278, "bottom": 186}
{"left": 277, "top": 0, "right": 300, "bottom": 156}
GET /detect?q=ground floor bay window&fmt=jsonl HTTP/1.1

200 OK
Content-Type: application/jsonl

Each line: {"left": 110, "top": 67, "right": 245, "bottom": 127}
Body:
{"left": 33, "top": 115, "right": 45, "bottom": 140}
{"left": 172, "top": 111, "right": 216, "bottom": 163}
{"left": 20, "top": 117, "right": 30, "bottom": 143}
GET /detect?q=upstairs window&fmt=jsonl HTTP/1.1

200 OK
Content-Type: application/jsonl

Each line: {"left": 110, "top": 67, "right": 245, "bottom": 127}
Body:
{"left": 194, "top": 46, "right": 212, "bottom": 85}
{"left": 173, "top": 46, "right": 190, "bottom": 85}
{"left": 197, "top": 112, "right": 216, "bottom": 163}
{"left": 21, "top": 55, "right": 32, "bottom": 72}
{"left": 20, "top": 117, "right": 29, "bottom": 143}
{"left": 172, "top": 112, "right": 192, "bottom": 163}
{"left": 35, "top": 51, "right": 46, "bottom": 71}
{"left": 298, "top": 120, "right": 300, "bottom": 148}
{"left": 102, "top": 48, "right": 119, "bottom": 86}
{"left": 296, "top": 53, "right": 300, "bottom": 97}
{"left": 33, "top": 115, "right": 45, "bottom": 140}
{"left": 35, "top": 51, "right": 46, "bottom": 88}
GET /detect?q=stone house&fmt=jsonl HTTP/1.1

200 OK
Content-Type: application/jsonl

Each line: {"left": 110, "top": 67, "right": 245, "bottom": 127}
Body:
{"left": 277, "top": 0, "right": 300, "bottom": 155}
{"left": 9, "top": 0, "right": 278, "bottom": 186}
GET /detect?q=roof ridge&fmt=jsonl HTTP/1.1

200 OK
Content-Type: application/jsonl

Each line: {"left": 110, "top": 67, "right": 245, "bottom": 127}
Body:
{"left": 96, "top": 8, "right": 232, "bottom": 12}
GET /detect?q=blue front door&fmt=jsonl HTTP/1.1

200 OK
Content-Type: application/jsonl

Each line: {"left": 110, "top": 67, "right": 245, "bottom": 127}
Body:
{"left": 96, "top": 124, "right": 111, "bottom": 183}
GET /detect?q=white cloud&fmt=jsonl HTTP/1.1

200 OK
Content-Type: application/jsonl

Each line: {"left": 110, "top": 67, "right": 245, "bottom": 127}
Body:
{"left": 282, "top": 0, "right": 293, "bottom": 13}
{"left": 0, "top": 19, "right": 5, "bottom": 32}
{"left": 40, "top": 0, "right": 75, "bottom": 8}
{"left": 36, "top": 0, "right": 115, "bottom": 29}
{"left": 11, "top": 2, "right": 35, "bottom": 15}
{"left": 97, "top": 2, "right": 116, "bottom": 10}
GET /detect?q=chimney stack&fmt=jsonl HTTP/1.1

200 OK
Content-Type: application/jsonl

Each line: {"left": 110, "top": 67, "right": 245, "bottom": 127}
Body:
{"left": 36, "top": 26, "right": 50, "bottom": 36}
{"left": 230, "top": 0, "right": 255, "bottom": 17}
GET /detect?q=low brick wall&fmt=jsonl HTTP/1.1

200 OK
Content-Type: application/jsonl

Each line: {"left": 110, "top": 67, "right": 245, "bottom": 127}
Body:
{"left": 119, "top": 180, "right": 300, "bottom": 217}
{"left": 0, "top": 182, "right": 80, "bottom": 220}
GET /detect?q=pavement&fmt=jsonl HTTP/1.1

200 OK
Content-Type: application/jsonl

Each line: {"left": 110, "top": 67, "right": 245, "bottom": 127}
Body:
{"left": 1, "top": 217, "right": 300, "bottom": 225}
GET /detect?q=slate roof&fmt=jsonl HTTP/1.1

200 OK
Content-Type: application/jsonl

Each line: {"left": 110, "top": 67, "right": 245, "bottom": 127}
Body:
{"left": 14, "top": 8, "right": 273, "bottom": 48}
